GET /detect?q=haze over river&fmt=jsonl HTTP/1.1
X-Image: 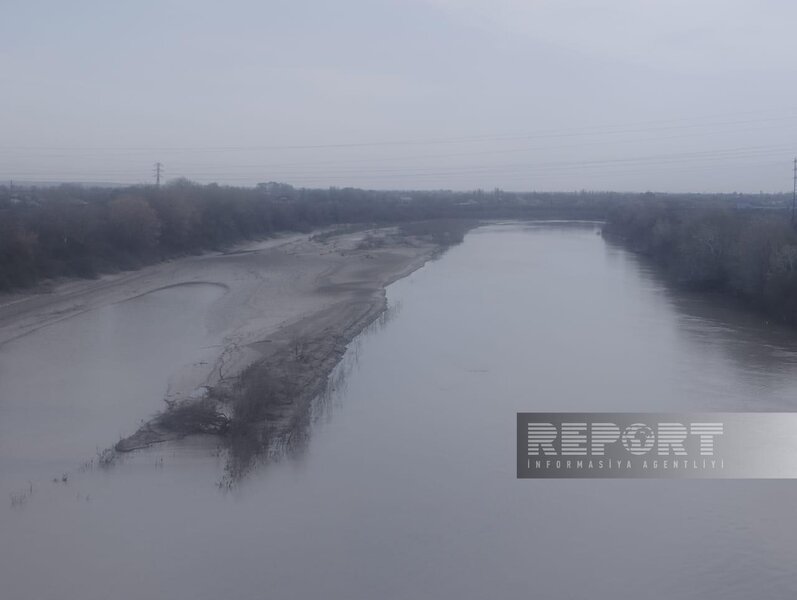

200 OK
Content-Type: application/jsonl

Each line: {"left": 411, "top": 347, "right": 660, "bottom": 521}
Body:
{"left": 2, "top": 222, "right": 797, "bottom": 599}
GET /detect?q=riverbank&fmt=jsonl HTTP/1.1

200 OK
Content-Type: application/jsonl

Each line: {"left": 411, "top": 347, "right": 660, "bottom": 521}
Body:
{"left": 603, "top": 203, "right": 797, "bottom": 326}
{"left": 0, "top": 221, "right": 472, "bottom": 464}
{"left": 116, "top": 225, "right": 446, "bottom": 457}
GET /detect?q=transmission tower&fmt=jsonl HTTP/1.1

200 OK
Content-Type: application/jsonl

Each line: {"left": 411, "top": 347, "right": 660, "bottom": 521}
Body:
{"left": 154, "top": 162, "right": 163, "bottom": 187}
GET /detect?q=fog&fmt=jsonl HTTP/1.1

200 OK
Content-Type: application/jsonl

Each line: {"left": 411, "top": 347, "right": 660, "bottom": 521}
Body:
{"left": 1, "top": 0, "right": 796, "bottom": 191}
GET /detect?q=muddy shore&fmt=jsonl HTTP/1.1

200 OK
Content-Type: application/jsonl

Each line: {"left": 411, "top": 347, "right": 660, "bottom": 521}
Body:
{"left": 117, "top": 226, "right": 443, "bottom": 455}
{"left": 0, "top": 224, "right": 455, "bottom": 457}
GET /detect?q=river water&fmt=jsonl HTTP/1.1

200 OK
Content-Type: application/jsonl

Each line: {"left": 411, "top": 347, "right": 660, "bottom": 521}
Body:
{"left": 2, "top": 222, "right": 797, "bottom": 599}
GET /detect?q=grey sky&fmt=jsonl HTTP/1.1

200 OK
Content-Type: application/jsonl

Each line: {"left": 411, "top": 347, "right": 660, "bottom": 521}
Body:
{"left": 2, "top": 0, "right": 796, "bottom": 192}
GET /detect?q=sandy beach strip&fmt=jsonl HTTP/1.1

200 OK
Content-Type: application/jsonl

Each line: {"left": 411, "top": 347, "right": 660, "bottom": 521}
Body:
{"left": 0, "top": 226, "right": 441, "bottom": 452}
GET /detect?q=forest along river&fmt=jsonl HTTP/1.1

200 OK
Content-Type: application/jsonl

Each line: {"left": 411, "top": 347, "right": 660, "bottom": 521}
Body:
{"left": 2, "top": 222, "right": 797, "bottom": 600}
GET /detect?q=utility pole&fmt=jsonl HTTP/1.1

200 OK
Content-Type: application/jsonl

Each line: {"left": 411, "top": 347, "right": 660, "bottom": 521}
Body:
{"left": 154, "top": 162, "right": 163, "bottom": 187}
{"left": 791, "top": 158, "right": 797, "bottom": 225}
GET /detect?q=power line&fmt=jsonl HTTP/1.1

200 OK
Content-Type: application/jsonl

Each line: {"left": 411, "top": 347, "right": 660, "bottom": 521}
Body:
{"left": 2, "top": 109, "right": 797, "bottom": 154}
{"left": 5, "top": 143, "right": 794, "bottom": 179}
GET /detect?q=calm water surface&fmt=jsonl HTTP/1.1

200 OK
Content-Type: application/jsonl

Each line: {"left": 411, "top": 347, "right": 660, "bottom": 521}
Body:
{"left": 2, "top": 223, "right": 797, "bottom": 599}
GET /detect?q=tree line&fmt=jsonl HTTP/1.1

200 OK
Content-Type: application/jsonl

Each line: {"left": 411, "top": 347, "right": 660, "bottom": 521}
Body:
{"left": 0, "top": 179, "right": 791, "bottom": 296}
{"left": 604, "top": 201, "right": 797, "bottom": 325}
{"left": 0, "top": 182, "right": 457, "bottom": 290}
{"left": 0, "top": 181, "right": 618, "bottom": 291}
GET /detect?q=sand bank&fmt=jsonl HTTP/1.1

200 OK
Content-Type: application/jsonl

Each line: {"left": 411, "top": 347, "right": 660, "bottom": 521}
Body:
{"left": 0, "top": 226, "right": 442, "bottom": 453}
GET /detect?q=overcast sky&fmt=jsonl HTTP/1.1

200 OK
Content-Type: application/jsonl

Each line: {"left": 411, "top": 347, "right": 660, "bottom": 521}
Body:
{"left": 2, "top": 0, "right": 797, "bottom": 192}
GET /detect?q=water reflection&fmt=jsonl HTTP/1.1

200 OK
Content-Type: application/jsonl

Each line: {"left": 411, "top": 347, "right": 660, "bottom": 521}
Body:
{"left": 603, "top": 236, "right": 797, "bottom": 410}
{"left": 218, "top": 301, "right": 403, "bottom": 486}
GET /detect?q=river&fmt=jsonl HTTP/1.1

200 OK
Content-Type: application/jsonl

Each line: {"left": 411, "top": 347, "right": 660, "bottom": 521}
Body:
{"left": 1, "top": 222, "right": 797, "bottom": 599}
